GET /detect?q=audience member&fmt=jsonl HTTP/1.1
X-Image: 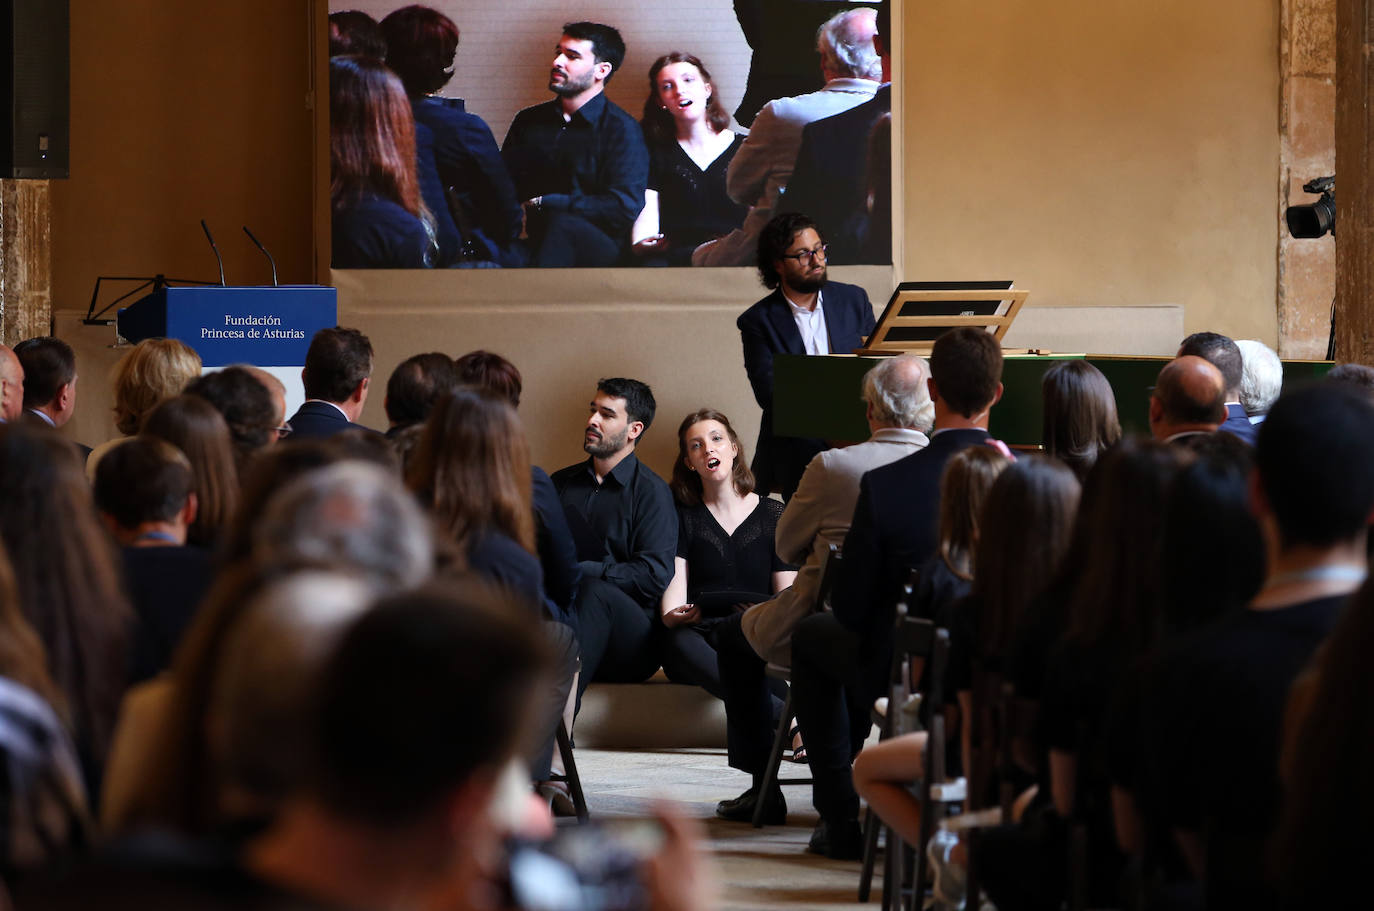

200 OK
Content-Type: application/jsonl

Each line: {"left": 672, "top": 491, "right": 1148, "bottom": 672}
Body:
{"left": 980, "top": 440, "right": 1183, "bottom": 910}
{"left": 1147, "top": 354, "right": 1226, "bottom": 443}
{"left": 241, "top": 367, "right": 288, "bottom": 436}
{"left": 793, "top": 327, "right": 1003, "bottom": 858}
{"left": 0, "top": 344, "right": 22, "bottom": 422}
{"left": 714, "top": 353, "right": 931, "bottom": 824}
{"left": 330, "top": 54, "right": 435, "bottom": 268}
{"left": 738, "top": 211, "right": 877, "bottom": 500}
{"left": 782, "top": 3, "right": 892, "bottom": 264}
{"left": 632, "top": 53, "right": 747, "bottom": 266}
{"left": 1272, "top": 575, "right": 1374, "bottom": 907}
{"left": 694, "top": 7, "right": 881, "bottom": 266}
{"left": 327, "top": 9, "right": 386, "bottom": 59}
{"left": 1040, "top": 359, "right": 1120, "bottom": 480}
{"left": 1234, "top": 338, "right": 1282, "bottom": 424}
{"left": 289, "top": 326, "right": 377, "bottom": 438}
{"left": 93, "top": 437, "right": 212, "bottom": 686}
{"left": 141, "top": 394, "right": 240, "bottom": 549}
{"left": 382, "top": 350, "right": 456, "bottom": 436}
{"left": 1152, "top": 383, "right": 1374, "bottom": 908}
{"left": 502, "top": 22, "right": 648, "bottom": 267}
{"left": 1324, "top": 360, "right": 1374, "bottom": 398}
{"left": 661, "top": 409, "right": 797, "bottom": 700}
{"left": 382, "top": 5, "right": 523, "bottom": 266}
{"left": 185, "top": 366, "right": 281, "bottom": 476}
{"left": 407, "top": 389, "right": 578, "bottom": 793}
{"left": 0, "top": 540, "right": 90, "bottom": 874}
{"left": 105, "top": 337, "right": 202, "bottom": 438}
{"left": 0, "top": 423, "right": 130, "bottom": 799}
{"left": 730, "top": 0, "right": 866, "bottom": 127}
{"left": 1178, "top": 331, "right": 1256, "bottom": 444}
{"left": 14, "top": 337, "right": 84, "bottom": 451}
{"left": 551, "top": 378, "right": 675, "bottom": 698}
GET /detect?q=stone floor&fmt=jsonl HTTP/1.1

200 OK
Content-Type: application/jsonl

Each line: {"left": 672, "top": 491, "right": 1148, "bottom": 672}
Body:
{"left": 574, "top": 747, "right": 878, "bottom": 911}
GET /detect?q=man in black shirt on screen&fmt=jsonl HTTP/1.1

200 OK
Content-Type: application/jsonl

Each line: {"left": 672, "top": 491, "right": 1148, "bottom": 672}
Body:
{"left": 501, "top": 22, "right": 648, "bottom": 267}
{"left": 552, "top": 377, "right": 676, "bottom": 699}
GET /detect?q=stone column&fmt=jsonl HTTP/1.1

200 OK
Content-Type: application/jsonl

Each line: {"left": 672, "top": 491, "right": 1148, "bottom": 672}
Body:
{"left": 0, "top": 179, "right": 54, "bottom": 345}
{"left": 1334, "top": 0, "right": 1374, "bottom": 362}
{"left": 1279, "top": 0, "right": 1337, "bottom": 358}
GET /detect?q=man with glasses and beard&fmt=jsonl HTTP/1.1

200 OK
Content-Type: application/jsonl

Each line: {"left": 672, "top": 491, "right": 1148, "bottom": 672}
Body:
{"left": 738, "top": 212, "right": 876, "bottom": 501}
{"left": 501, "top": 21, "right": 649, "bottom": 267}
{"left": 552, "top": 378, "right": 676, "bottom": 700}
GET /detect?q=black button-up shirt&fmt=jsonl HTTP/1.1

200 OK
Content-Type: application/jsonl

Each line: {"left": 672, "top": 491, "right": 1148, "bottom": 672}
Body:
{"left": 500, "top": 92, "right": 649, "bottom": 237}
{"left": 550, "top": 452, "right": 676, "bottom": 611}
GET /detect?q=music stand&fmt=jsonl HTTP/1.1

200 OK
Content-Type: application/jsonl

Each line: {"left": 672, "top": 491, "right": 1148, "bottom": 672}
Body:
{"left": 857, "top": 280, "right": 1030, "bottom": 355}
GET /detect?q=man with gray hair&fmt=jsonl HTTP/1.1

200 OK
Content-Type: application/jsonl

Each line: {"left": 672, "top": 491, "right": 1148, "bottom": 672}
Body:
{"left": 693, "top": 6, "right": 882, "bottom": 266}
{"left": 1235, "top": 339, "right": 1282, "bottom": 424}
{"left": 713, "top": 353, "right": 931, "bottom": 824}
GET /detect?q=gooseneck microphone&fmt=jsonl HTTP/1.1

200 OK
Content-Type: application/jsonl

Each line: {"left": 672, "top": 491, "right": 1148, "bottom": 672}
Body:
{"left": 201, "top": 219, "right": 227, "bottom": 286}
{"left": 242, "top": 225, "right": 279, "bottom": 287}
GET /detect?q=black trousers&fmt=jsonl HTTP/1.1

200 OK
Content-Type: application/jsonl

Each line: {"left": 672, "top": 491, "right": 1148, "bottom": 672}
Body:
{"left": 574, "top": 577, "right": 659, "bottom": 701}
{"left": 790, "top": 612, "right": 882, "bottom": 826}
{"left": 716, "top": 613, "right": 792, "bottom": 775}
{"left": 531, "top": 212, "right": 621, "bottom": 267}
{"left": 657, "top": 617, "right": 730, "bottom": 700}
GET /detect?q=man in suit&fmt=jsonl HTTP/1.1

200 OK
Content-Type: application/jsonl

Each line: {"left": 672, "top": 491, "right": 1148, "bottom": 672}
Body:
{"left": 693, "top": 7, "right": 881, "bottom": 266}
{"left": 289, "top": 327, "right": 378, "bottom": 438}
{"left": 737, "top": 211, "right": 877, "bottom": 500}
{"left": 1148, "top": 355, "right": 1227, "bottom": 444}
{"left": 714, "top": 353, "right": 932, "bottom": 824}
{"left": 0, "top": 345, "right": 21, "bottom": 423}
{"left": 1178, "top": 331, "right": 1257, "bottom": 445}
{"left": 13, "top": 337, "right": 83, "bottom": 437}
{"left": 383, "top": 352, "right": 457, "bottom": 439}
{"left": 792, "top": 327, "right": 1005, "bottom": 858}
{"left": 782, "top": 3, "right": 891, "bottom": 265}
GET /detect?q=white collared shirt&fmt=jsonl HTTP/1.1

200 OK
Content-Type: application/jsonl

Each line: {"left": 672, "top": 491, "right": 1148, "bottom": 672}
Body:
{"left": 785, "top": 289, "right": 829, "bottom": 356}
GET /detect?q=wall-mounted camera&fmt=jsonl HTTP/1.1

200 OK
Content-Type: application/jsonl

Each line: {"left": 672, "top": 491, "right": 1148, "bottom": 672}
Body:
{"left": 1285, "top": 175, "right": 1335, "bottom": 238}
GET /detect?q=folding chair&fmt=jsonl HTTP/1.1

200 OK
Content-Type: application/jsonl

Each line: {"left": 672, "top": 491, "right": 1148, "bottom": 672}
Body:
{"left": 555, "top": 719, "right": 589, "bottom": 823}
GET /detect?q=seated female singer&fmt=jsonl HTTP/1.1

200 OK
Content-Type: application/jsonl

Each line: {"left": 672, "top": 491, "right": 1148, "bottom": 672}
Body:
{"left": 658, "top": 409, "right": 796, "bottom": 704}
{"left": 632, "top": 53, "right": 748, "bottom": 266}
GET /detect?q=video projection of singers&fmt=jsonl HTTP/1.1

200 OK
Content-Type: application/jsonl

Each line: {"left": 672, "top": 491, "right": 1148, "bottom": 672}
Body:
{"left": 327, "top": 0, "right": 892, "bottom": 269}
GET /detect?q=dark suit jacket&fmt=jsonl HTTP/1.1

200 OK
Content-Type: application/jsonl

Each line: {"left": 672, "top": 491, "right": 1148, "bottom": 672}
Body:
{"left": 832, "top": 428, "right": 992, "bottom": 655}
{"left": 22, "top": 409, "right": 92, "bottom": 460}
{"left": 1219, "top": 403, "right": 1258, "bottom": 446}
{"left": 783, "top": 85, "right": 891, "bottom": 265}
{"left": 737, "top": 281, "right": 876, "bottom": 495}
{"left": 288, "top": 401, "right": 376, "bottom": 440}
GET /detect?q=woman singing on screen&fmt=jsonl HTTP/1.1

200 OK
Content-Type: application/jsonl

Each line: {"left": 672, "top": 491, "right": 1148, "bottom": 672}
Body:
{"left": 632, "top": 53, "right": 748, "bottom": 266}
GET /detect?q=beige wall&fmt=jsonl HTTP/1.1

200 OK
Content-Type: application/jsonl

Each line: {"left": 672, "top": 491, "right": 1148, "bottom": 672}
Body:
{"left": 50, "top": 0, "right": 1285, "bottom": 465}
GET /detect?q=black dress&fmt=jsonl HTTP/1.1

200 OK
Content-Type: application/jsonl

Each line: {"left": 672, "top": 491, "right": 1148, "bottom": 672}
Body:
{"left": 644, "top": 133, "right": 747, "bottom": 266}
{"left": 659, "top": 496, "right": 794, "bottom": 698}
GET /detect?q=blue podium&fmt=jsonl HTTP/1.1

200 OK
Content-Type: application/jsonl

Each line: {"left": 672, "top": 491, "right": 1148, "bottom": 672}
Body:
{"left": 117, "top": 285, "right": 338, "bottom": 419}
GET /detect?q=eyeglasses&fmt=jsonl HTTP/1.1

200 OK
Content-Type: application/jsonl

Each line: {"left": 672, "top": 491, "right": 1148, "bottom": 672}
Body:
{"left": 275, "top": 422, "right": 293, "bottom": 439}
{"left": 780, "top": 244, "right": 828, "bottom": 264}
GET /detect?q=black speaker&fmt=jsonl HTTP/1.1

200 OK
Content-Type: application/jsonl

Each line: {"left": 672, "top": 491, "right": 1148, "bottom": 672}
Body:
{"left": 0, "top": 0, "right": 69, "bottom": 178}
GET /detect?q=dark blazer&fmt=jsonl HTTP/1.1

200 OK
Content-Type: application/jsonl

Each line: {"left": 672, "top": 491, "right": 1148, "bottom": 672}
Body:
{"left": 783, "top": 85, "right": 891, "bottom": 265}
{"left": 22, "top": 410, "right": 92, "bottom": 460}
{"left": 832, "top": 428, "right": 992, "bottom": 656}
{"left": 532, "top": 465, "right": 581, "bottom": 628}
{"left": 1219, "top": 403, "right": 1258, "bottom": 446}
{"left": 288, "top": 401, "right": 376, "bottom": 440}
{"left": 737, "top": 281, "right": 876, "bottom": 496}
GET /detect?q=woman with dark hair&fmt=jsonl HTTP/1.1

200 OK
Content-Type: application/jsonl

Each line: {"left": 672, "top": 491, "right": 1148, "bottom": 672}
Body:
{"left": 659, "top": 409, "right": 796, "bottom": 699}
{"left": 380, "top": 5, "right": 523, "bottom": 265}
{"left": 1041, "top": 360, "right": 1121, "bottom": 480}
{"left": 632, "top": 53, "right": 747, "bottom": 266}
{"left": 0, "top": 541, "right": 89, "bottom": 871}
{"left": 0, "top": 423, "right": 131, "bottom": 799}
{"left": 330, "top": 54, "right": 435, "bottom": 268}
{"left": 142, "top": 394, "right": 241, "bottom": 549}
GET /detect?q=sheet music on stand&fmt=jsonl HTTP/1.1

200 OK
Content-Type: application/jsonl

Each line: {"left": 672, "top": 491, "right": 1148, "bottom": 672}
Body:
{"left": 857, "top": 280, "right": 1034, "bottom": 355}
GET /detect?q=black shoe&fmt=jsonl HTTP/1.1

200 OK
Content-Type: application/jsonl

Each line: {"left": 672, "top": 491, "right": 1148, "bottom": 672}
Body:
{"left": 806, "top": 819, "right": 864, "bottom": 860}
{"left": 714, "top": 786, "right": 786, "bottom": 824}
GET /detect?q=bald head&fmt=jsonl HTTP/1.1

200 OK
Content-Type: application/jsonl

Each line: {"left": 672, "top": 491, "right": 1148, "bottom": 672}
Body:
{"left": 0, "top": 346, "right": 23, "bottom": 422}
{"left": 1150, "top": 355, "right": 1227, "bottom": 440}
